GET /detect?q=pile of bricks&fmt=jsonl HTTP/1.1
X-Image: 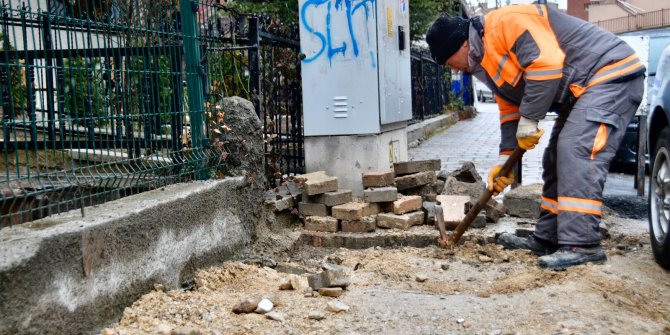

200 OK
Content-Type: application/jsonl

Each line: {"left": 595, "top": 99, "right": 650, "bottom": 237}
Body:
{"left": 298, "top": 159, "right": 445, "bottom": 234}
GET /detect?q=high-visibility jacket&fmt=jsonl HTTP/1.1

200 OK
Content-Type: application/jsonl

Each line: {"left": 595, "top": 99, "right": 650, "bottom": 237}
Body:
{"left": 467, "top": 4, "right": 645, "bottom": 154}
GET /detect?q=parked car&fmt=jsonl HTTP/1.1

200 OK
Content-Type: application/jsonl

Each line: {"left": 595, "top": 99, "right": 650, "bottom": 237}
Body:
{"left": 647, "top": 44, "right": 670, "bottom": 269}
{"left": 474, "top": 79, "right": 494, "bottom": 102}
{"left": 609, "top": 119, "right": 639, "bottom": 174}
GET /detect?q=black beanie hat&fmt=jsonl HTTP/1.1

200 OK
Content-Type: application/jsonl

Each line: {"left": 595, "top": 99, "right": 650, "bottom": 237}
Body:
{"left": 426, "top": 14, "right": 470, "bottom": 65}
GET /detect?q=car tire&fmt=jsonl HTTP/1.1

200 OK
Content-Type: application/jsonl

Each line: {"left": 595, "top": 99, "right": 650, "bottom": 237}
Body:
{"left": 649, "top": 127, "right": 670, "bottom": 269}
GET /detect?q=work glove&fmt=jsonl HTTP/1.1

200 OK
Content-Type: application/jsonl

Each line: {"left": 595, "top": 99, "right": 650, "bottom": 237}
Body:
{"left": 488, "top": 155, "right": 515, "bottom": 195}
{"left": 516, "top": 117, "right": 545, "bottom": 150}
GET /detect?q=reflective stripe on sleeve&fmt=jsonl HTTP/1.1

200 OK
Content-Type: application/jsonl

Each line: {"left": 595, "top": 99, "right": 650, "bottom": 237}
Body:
{"left": 525, "top": 68, "right": 563, "bottom": 81}
{"left": 500, "top": 112, "right": 521, "bottom": 124}
{"left": 493, "top": 55, "right": 509, "bottom": 85}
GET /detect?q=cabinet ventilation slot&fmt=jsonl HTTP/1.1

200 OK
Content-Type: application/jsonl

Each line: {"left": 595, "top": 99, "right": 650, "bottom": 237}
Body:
{"left": 333, "top": 96, "right": 348, "bottom": 118}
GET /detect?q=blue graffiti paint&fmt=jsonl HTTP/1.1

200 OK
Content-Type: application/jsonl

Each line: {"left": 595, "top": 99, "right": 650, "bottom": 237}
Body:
{"left": 370, "top": 51, "right": 376, "bottom": 68}
{"left": 352, "top": 0, "right": 375, "bottom": 45}
{"left": 301, "top": 0, "right": 329, "bottom": 63}
{"left": 300, "top": 0, "right": 377, "bottom": 65}
{"left": 326, "top": 1, "right": 347, "bottom": 61}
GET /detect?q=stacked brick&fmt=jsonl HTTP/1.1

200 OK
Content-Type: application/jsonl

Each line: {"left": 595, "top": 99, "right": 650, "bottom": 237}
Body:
{"left": 299, "top": 159, "right": 507, "bottom": 234}
{"left": 298, "top": 171, "right": 352, "bottom": 233}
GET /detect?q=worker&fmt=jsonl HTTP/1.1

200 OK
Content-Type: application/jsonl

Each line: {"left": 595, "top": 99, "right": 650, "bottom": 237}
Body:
{"left": 425, "top": 5, "right": 645, "bottom": 269}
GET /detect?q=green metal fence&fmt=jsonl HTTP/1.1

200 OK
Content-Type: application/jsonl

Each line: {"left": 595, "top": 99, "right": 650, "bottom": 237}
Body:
{"left": 0, "top": 0, "right": 303, "bottom": 226}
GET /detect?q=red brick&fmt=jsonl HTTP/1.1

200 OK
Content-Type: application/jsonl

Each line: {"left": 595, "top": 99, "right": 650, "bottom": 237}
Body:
{"left": 393, "top": 160, "right": 441, "bottom": 175}
{"left": 362, "top": 170, "right": 395, "bottom": 187}
{"left": 299, "top": 202, "right": 329, "bottom": 216}
{"left": 304, "top": 216, "right": 338, "bottom": 232}
{"left": 341, "top": 216, "right": 376, "bottom": 233}
{"left": 395, "top": 171, "right": 437, "bottom": 191}
{"left": 389, "top": 195, "right": 422, "bottom": 215}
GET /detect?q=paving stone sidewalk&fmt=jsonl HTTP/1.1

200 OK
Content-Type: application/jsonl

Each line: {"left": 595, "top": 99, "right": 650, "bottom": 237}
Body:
{"left": 409, "top": 101, "right": 553, "bottom": 186}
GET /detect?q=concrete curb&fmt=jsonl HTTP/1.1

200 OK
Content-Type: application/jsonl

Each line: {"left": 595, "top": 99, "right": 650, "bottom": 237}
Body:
{"left": 407, "top": 112, "right": 460, "bottom": 148}
{"left": 0, "top": 178, "right": 262, "bottom": 335}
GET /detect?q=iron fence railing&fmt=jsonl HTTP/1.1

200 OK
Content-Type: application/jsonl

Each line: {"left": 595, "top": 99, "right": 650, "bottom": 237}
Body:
{"left": 0, "top": 0, "right": 303, "bottom": 226}
{"left": 594, "top": 8, "right": 670, "bottom": 34}
{"left": 411, "top": 48, "right": 450, "bottom": 123}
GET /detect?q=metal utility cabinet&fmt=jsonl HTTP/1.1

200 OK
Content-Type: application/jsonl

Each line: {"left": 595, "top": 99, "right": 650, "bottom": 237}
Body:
{"left": 299, "top": 0, "right": 412, "bottom": 194}
{"left": 299, "top": 0, "right": 412, "bottom": 135}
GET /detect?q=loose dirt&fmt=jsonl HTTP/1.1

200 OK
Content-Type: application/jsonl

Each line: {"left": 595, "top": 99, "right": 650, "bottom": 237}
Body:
{"left": 102, "top": 212, "right": 670, "bottom": 335}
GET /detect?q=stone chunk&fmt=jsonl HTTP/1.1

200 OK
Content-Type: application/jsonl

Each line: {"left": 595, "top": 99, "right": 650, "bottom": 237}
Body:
{"left": 395, "top": 171, "right": 437, "bottom": 191}
{"left": 386, "top": 195, "right": 422, "bottom": 215}
{"left": 422, "top": 201, "right": 439, "bottom": 225}
{"left": 232, "top": 297, "right": 261, "bottom": 314}
{"left": 299, "top": 202, "right": 329, "bottom": 216}
{"left": 304, "top": 216, "right": 338, "bottom": 232}
{"left": 321, "top": 264, "right": 352, "bottom": 288}
{"left": 439, "top": 161, "right": 483, "bottom": 183}
{"left": 394, "top": 159, "right": 441, "bottom": 176}
{"left": 363, "top": 187, "right": 398, "bottom": 203}
{"left": 341, "top": 216, "right": 376, "bottom": 233}
{"left": 296, "top": 171, "right": 339, "bottom": 195}
{"left": 332, "top": 202, "right": 378, "bottom": 221}
{"left": 318, "top": 287, "right": 344, "bottom": 298}
{"left": 376, "top": 211, "right": 424, "bottom": 230}
{"left": 308, "top": 273, "right": 324, "bottom": 290}
{"left": 362, "top": 170, "right": 396, "bottom": 187}
{"left": 441, "top": 176, "right": 485, "bottom": 204}
{"left": 326, "top": 301, "right": 349, "bottom": 313}
{"left": 484, "top": 198, "right": 507, "bottom": 223}
{"left": 471, "top": 211, "right": 487, "bottom": 228}
{"left": 436, "top": 195, "right": 470, "bottom": 230}
{"left": 304, "top": 189, "right": 353, "bottom": 207}
{"left": 503, "top": 183, "right": 543, "bottom": 219}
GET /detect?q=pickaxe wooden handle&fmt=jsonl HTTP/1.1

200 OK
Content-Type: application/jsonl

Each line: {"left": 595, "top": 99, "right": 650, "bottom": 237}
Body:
{"left": 438, "top": 147, "right": 525, "bottom": 248}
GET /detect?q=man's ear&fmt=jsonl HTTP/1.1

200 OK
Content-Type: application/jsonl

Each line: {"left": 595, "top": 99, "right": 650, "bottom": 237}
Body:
{"left": 462, "top": 40, "right": 469, "bottom": 50}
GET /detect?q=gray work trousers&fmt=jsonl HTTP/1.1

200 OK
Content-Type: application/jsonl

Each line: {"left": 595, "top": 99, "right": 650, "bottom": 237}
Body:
{"left": 533, "top": 75, "right": 645, "bottom": 246}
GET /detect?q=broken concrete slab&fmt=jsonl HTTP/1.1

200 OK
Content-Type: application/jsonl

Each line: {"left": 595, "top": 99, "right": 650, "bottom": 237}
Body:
{"left": 436, "top": 195, "right": 470, "bottom": 230}
{"left": 438, "top": 161, "right": 483, "bottom": 183}
{"left": 441, "top": 176, "right": 485, "bottom": 204}
{"left": 503, "top": 183, "right": 543, "bottom": 219}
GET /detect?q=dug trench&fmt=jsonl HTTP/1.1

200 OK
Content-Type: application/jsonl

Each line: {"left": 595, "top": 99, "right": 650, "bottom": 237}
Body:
{"left": 102, "top": 210, "right": 670, "bottom": 335}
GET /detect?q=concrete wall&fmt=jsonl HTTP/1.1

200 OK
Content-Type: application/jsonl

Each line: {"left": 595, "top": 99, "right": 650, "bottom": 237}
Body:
{"left": 0, "top": 177, "right": 261, "bottom": 335}
{"left": 305, "top": 127, "right": 408, "bottom": 196}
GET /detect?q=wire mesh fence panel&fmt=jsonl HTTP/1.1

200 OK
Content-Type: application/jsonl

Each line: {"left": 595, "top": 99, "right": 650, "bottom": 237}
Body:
{"left": 0, "top": 0, "right": 191, "bottom": 226}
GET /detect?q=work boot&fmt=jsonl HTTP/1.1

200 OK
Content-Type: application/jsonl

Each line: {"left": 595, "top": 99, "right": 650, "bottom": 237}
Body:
{"left": 538, "top": 246, "right": 607, "bottom": 269}
{"left": 497, "top": 233, "right": 558, "bottom": 256}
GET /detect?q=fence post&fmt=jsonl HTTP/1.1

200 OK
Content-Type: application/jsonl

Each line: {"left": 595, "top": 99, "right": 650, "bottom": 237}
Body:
{"left": 179, "top": 0, "right": 207, "bottom": 179}
{"left": 41, "top": 15, "right": 56, "bottom": 143}
{"left": 248, "top": 17, "right": 262, "bottom": 117}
